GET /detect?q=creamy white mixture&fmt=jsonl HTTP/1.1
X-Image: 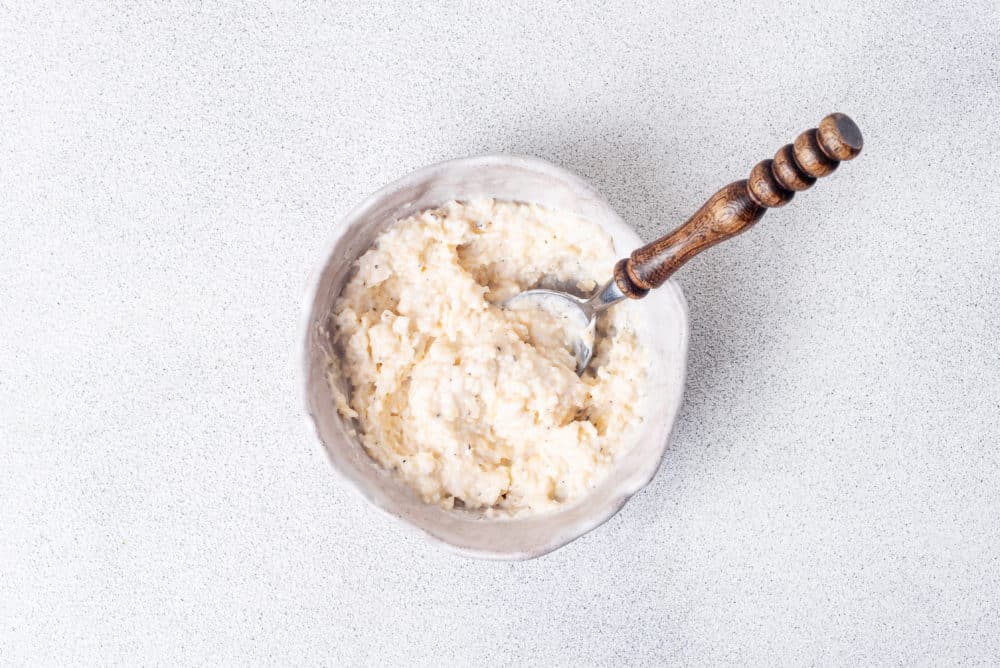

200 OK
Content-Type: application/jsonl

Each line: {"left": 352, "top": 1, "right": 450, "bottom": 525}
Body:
{"left": 329, "top": 199, "right": 647, "bottom": 515}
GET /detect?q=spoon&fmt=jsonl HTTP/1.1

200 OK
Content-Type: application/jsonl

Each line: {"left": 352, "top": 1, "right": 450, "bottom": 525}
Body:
{"left": 506, "top": 112, "right": 864, "bottom": 374}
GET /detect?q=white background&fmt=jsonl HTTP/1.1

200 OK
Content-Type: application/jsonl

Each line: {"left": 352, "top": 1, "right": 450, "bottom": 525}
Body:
{"left": 3, "top": 1, "right": 999, "bottom": 664}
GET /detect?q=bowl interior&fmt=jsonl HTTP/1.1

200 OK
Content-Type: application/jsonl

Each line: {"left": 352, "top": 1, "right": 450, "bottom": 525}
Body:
{"left": 303, "top": 156, "right": 688, "bottom": 559}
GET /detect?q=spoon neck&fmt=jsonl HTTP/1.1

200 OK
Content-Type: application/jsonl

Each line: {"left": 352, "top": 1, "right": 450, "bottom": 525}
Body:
{"left": 584, "top": 278, "right": 629, "bottom": 317}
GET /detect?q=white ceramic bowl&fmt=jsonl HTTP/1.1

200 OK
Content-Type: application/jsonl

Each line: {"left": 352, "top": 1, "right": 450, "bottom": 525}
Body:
{"left": 302, "top": 156, "right": 688, "bottom": 559}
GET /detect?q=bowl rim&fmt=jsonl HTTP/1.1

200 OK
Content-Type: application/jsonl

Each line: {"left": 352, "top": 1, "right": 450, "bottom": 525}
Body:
{"left": 300, "top": 154, "right": 689, "bottom": 559}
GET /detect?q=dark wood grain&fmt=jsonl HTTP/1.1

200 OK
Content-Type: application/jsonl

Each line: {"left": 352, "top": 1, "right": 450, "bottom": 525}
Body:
{"left": 748, "top": 159, "right": 793, "bottom": 208}
{"left": 614, "top": 113, "right": 862, "bottom": 297}
{"left": 817, "top": 112, "right": 863, "bottom": 160}
{"left": 793, "top": 129, "right": 838, "bottom": 177}
{"left": 618, "top": 182, "right": 764, "bottom": 295}
{"left": 772, "top": 144, "right": 816, "bottom": 191}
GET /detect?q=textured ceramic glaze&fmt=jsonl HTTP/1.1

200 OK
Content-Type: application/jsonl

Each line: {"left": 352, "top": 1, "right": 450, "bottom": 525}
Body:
{"left": 302, "top": 156, "right": 688, "bottom": 559}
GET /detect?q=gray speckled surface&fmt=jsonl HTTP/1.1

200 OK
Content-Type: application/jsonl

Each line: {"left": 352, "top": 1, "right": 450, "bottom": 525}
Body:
{"left": 2, "top": 1, "right": 999, "bottom": 664}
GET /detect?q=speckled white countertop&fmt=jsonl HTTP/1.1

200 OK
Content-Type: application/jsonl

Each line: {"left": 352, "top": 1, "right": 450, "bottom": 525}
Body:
{"left": 3, "top": 1, "right": 999, "bottom": 664}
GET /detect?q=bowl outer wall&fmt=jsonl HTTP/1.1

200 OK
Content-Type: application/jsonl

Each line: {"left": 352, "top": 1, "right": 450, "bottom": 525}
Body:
{"left": 301, "top": 155, "right": 689, "bottom": 559}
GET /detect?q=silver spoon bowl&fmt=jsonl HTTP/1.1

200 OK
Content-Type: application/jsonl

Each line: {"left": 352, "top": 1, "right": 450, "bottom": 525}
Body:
{"left": 504, "top": 277, "right": 628, "bottom": 374}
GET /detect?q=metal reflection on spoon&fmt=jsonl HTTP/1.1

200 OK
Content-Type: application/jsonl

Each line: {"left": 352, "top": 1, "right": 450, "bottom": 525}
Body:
{"left": 503, "top": 278, "right": 628, "bottom": 375}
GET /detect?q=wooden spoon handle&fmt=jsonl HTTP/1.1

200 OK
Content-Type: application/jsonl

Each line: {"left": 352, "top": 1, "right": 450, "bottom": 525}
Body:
{"left": 612, "top": 112, "right": 863, "bottom": 298}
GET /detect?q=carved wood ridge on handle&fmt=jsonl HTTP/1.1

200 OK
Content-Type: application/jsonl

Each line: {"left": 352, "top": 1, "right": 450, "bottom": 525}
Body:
{"left": 612, "top": 112, "right": 863, "bottom": 299}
